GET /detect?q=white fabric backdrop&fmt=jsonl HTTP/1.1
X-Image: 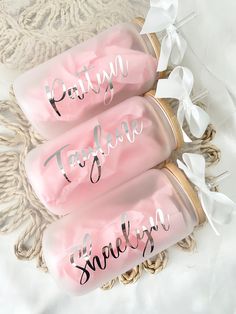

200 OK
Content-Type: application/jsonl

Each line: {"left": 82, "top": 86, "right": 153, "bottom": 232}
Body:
{"left": 0, "top": 0, "right": 236, "bottom": 313}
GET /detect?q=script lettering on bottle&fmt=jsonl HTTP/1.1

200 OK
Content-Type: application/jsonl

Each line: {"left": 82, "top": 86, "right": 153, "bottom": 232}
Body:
{"left": 44, "top": 118, "right": 143, "bottom": 184}
{"left": 69, "top": 208, "right": 171, "bottom": 285}
{"left": 45, "top": 55, "right": 129, "bottom": 116}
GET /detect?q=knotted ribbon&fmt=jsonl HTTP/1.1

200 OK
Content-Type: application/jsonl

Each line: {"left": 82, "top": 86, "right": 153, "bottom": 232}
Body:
{"left": 177, "top": 153, "right": 236, "bottom": 236}
{"left": 140, "top": 0, "right": 187, "bottom": 71}
{"left": 156, "top": 66, "right": 210, "bottom": 138}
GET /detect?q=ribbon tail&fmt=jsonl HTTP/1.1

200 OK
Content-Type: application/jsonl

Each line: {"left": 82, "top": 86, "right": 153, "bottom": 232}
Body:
{"left": 207, "top": 191, "right": 236, "bottom": 224}
{"left": 182, "top": 153, "right": 206, "bottom": 179}
{"left": 182, "top": 131, "right": 192, "bottom": 143}
{"left": 171, "top": 33, "right": 187, "bottom": 66}
{"left": 140, "top": 7, "right": 162, "bottom": 34}
{"left": 186, "top": 105, "right": 210, "bottom": 138}
{"left": 177, "top": 153, "right": 236, "bottom": 236}
{"left": 199, "top": 192, "right": 220, "bottom": 236}
{"left": 157, "top": 34, "right": 173, "bottom": 72}
{"left": 140, "top": 1, "right": 179, "bottom": 34}
{"left": 177, "top": 105, "right": 185, "bottom": 129}
{"left": 177, "top": 157, "right": 203, "bottom": 187}
{"left": 155, "top": 78, "right": 183, "bottom": 99}
{"left": 177, "top": 153, "right": 207, "bottom": 188}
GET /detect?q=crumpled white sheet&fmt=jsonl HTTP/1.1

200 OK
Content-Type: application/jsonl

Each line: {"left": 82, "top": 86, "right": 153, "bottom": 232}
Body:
{"left": 0, "top": 0, "right": 236, "bottom": 313}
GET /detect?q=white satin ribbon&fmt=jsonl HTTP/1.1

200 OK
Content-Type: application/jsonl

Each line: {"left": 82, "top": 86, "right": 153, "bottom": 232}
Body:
{"left": 140, "top": 0, "right": 187, "bottom": 71}
{"left": 156, "top": 66, "right": 210, "bottom": 138}
{"left": 177, "top": 153, "right": 236, "bottom": 236}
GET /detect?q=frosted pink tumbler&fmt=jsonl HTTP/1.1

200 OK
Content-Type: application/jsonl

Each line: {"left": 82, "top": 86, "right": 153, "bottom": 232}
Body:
{"left": 13, "top": 18, "right": 160, "bottom": 139}
{"left": 42, "top": 164, "right": 205, "bottom": 295}
{"left": 25, "top": 91, "right": 183, "bottom": 215}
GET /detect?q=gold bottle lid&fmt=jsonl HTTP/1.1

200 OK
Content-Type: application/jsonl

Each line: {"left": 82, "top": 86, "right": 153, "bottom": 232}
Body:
{"left": 144, "top": 90, "right": 183, "bottom": 150}
{"left": 164, "top": 163, "right": 206, "bottom": 225}
{"left": 133, "top": 17, "right": 161, "bottom": 60}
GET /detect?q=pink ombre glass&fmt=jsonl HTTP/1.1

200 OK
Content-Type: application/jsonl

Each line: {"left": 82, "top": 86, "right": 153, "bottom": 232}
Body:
{"left": 13, "top": 20, "right": 160, "bottom": 139}
{"left": 25, "top": 93, "right": 182, "bottom": 215}
{"left": 42, "top": 165, "right": 204, "bottom": 295}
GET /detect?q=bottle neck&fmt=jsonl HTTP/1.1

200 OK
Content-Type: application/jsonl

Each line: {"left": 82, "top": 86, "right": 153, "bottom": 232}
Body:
{"left": 144, "top": 91, "right": 183, "bottom": 151}
{"left": 163, "top": 163, "right": 206, "bottom": 226}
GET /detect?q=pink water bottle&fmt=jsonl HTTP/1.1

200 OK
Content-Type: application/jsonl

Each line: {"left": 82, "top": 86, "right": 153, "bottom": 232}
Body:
{"left": 25, "top": 91, "right": 183, "bottom": 215}
{"left": 13, "top": 18, "right": 161, "bottom": 139}
{"left": 42, "top": 164, "right": 205, "bottom": 295}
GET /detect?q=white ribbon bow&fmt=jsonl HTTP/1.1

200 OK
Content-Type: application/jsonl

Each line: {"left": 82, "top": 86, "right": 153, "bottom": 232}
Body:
{"left": 156, "top": 66, "right": 210, "bottom": 138}
{"left": 140, "top": 0, "right": 187, "bottom": 72}
{"left": 177, "top": 153, "right": 236, "bottom": 236}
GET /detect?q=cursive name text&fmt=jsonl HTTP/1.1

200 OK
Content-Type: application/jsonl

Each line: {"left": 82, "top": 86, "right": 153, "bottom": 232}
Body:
{"left": 44, "top": 118, "right": 143, "bottom": 184}
{"left": 45, "top": 55, "right": 129, "bottom": 116}
{"left": 69, "top": 208, "right": 170, "bottom": 285}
